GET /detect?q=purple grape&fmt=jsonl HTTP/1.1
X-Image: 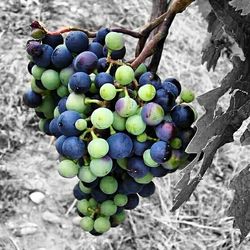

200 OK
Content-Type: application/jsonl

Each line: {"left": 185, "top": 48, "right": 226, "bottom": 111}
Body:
{"left": 103, "top": 46, "right": 126, "bottom": 60}
{"left": 154, "top": 89, "right": 176, "bottom": 112}
{"left": 33, "top": 44, "right": 53, "bottom": 68}
{"left": 124, "top": 194, "right": 139, "bottom": 210}
{"left": 26, "top": 40, "right": 42, "bottom": 57}
{"left": 73, "top": 183, "right": 90, "bottom": 200}
{"left": 97, "top": 57, "right": 109, "bottom": 72}
{"left": 122, "top": 175, "right": 144, "bottom": 194}
{"left": 74, "top": 51, "right": 98, "bottom": 73}
{"left": 141, "top": 102, "right": 164, "bottom": 126}
{"left": 155, "top": 121, "right": 176, "bottom": 142}
{"left": 58, "top": 97, "right": 67, "bottom": 113}
{"left": 133, "top": 140, "right": 152, "bottom": 156}
{"left": 163, "top": 78, "right": 181, "bottom": 96}
{"left": 150, "top": 141, "right": 171, "bottom": 163}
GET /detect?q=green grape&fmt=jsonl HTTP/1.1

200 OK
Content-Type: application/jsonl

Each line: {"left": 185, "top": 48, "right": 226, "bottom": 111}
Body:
{"left": 115, "top": 65, "right": 135, "bottom": 85}
{"left": 31, "top": 65, "right": 46, "bottom": 80}
{"left": 105, "top": 32, "right": 124, "bottom": 51}
{"left": 38, "top": 119, "right": 46, "bottom": 132}
{"left": 91, "top": 108, "right": 114, "bottom": 129}
{"left": 111, "top": 210, "right": 126, "bottom": 225}
{"left": 57, "top": 85, "right": 69, "bottom": 97}
{"left": 41, "top": 69, "right": 61, "bottom": 90}
{"left": 134, "top": 63, "right": 147, "bottom": 78}
{"left": 59, "top": 66, "right": 75, "bottom": 86}
{"left": 100, "top": 200, "right": 117, "bottom": 216}
{"left": 94, "top": 217, "right": 111, "bottom": 233}
{"left": 79, "top": 181, "right": 91, "bottom": 194}
{"left": 112, "top": 112, "right": 126, "bottom": 131}
{"left": 115, "top": 96, "right": 138, "bottom": 118}
{"left": 125, "top": 115, "right": 146, "bottom": 135}
{"left": 100, "top": 83, "right": 117, "bottom": 101}
{"left": 88, "top": 198, "right": 98, "bottom": 208}
{"left": 80, "top": 217, "right": 94, "bottom": 232}
{"left": 89, "top": 82, "right": 98, "bottom": 94}
{"left": 100, "top": 176, "right": 118, "bottom": 194}
{"left": 134, "top": 172, "right": 153, "bottom": 184}
{"left": 87, "top": 138, "right": 109, "bottom": 158}
{"left": 143, "top": 149, "right": 159, "bottom": 167}
{"left": 170, "top": 138, "right": 182, "bottom": 149}
{"left": 66, "top": 92, "right": 87, "bottom": 113}
{"left": 31, "top": 77, "right": 46, "bottom": 94}
{"left": 89, "top": 156, "right": 113, "bottom": 177}
{"left": 54, "top": 107, "right": 60, "bottom": 118}
{"left": 75, "top": 119, "right": 87, "bottom": 131}
{"left": 138, "top": 84, "right": 156, "bottom": 101}
{"left": 116, "top": 158, "right": 128, "bottom": 170}
{"left": 77, "top": 199, "right": 90, "bottom": 215}
{"left": 114, "top": 194, "right": 128, "bottom": 207}
{"left": 78, "top": 166, "right": 97, "bottom": 183}
{"left": 31, "top": 28, "right": 45, "bottom": 39}
{"left": 180, "top": 89, "right": 195, "bottom": 103}
{"left": 162, "top": 150, "right": 189, "bottom": 170}
{"left": 35, "top": 95, "right": 55, "bottom": 119}
{"left": 137, "top": 133, "right": 147, "bottom": 142}
{"left": 58, "top": 159, "right": 79, "bottom": 178}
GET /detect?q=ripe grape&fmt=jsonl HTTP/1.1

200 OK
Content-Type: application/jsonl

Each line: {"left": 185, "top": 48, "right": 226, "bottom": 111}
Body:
{"left": 138, "top": 181, "right": 155, "bottom": 197}
{"left": 88, "top": 42, "right": 104, "bottom": 58}
{"left": 51, "top": 45, "right": 73, "bottom": 69}
{"left": 141, "top": 102, "right": 164, "bottom": 126}
{"left": 42, "top": 34, "right": 63, "bottom": 48}
{"left": 74, "top": 51, "right": 98, "bottom": 73}
{"left": 61, "top": 136, "right": 86, "bottom": 159}
{"left": 150, "top": 141, "right": 171, "bottom": 163}
{"left": 69, "top": 72, "right": 91, "bottom": 94}
{"left": 115, "top": 96, "right": 138, "bottom": 117}
{"left": 143, "top": 149, "right": 159, "bottom": 168}
{"left": 127, "top": 157, "right": 149, "bottom": 178}
{"left": 65, "top": 31, "right": 89, "bottom": 53}
{"left": 33, "top": 44, "right": 53, "bottom": 68}
{"left": 23, "top": 90, "right": 42, "bottom": 108}
{"left": 94, "top": 72, "right": 114, "bottom": 88}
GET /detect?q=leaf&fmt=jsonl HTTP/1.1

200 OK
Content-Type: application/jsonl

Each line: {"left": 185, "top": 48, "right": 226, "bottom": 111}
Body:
{"left": 240, "top": 123, "right": 250, "bottom": 145}
{"left": 230, "top": 0, "right": 250, "bottom": 16}
{"left": 228, "top": 165, "right": 250, "bottom": 241}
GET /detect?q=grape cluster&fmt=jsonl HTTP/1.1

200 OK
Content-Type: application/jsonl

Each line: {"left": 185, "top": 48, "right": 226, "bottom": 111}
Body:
{"left": 24, "top": 26, "right": 197, "bottom": 235}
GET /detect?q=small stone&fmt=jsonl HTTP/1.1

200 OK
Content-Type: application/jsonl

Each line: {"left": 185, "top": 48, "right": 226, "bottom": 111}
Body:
{"left": 29, "top": 191, "right": 45, "bottom": 204}
{"left": 42, "top": 211, "right": 61, "bottom": 224}
{"left": 13, "top": 222, "right": 38, "bottom": 236}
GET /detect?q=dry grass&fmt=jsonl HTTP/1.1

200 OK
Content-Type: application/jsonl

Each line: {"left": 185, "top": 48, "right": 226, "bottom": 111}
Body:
{"left": 1, "top": 0, "right": 250, "bottom": 249}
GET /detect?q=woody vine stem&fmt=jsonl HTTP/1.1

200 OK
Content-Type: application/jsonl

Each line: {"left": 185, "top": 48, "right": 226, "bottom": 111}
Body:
{"left": 31, "top": 0, "right": 193, "bottom": 72}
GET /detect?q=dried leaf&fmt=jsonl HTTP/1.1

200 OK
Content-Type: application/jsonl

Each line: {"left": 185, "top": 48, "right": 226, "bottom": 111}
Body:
{"left": 230, "top": 0, "right": 250, "bottom": 16}
{"left": 228, "top": 165, "right": 250, "bottom": 241}
{"left": 240, "top": 123, "right": 250, "bottom": 146}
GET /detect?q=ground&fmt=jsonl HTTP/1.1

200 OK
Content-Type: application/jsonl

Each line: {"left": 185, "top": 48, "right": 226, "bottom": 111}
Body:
{"left": 1, "top": 0, "right": 250, "bottom": 249}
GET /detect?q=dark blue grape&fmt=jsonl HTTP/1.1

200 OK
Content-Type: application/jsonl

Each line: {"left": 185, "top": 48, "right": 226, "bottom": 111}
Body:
{"left": 27, "top": 61, "right": 35, "bottom": 74}
{"left": 154, "top": 89, "right": 176, "bottom": 112}
{"left": 103, "top": 46, "right": 126, "bottom": 60}
{"left": 155, "top": 121, "right": 176, "bottom": 142}
{"left": 97, "top": 57, "right": 108, "bottom": 72}
{"left": 150, "top": 165, "right": 171, "bottom": 177}
{"left": 127, "top": 157, "right": 149, "bottom": 178}
{"left": 163, "top": 78, "right": 181, "bottom": 96}
{"left": 124, "top": 194, "right": 139, "bottom": 210}
{"left": 150, "top": 141, "right": 171, "bottom": 163}
{"left": 74, "top": 51, "right": 98, "bottom": 73}
{"left": 122, "top": 175, "right": 144, "bottom": 194}
{"left": 36, "top": 111, "right": 46, "bottom": 119}
{"left": 73, "top": 183, "right": 90, "bottom": 200}
{"left": 33, "top": 44, "right": 53, "bottom": 68}
{"left": 23, "top": 90, "right": 42, "bottom": 108}
{"left": 58, "top": 97, "right": 67, "bottom": 113}
{"left": 138, "top": 182, "right": 155, "bottom": 197}
{"left": 51, "top": 45, "right": 73, "bottom": 69}
{"left": 62, "top": 136, "right": 86, "bottom": 159}
{"left": 133, "top": 140, "right": 152, "bottom": 156}
{"left": 43, "top": 119, "right": 53, "bottom": 136}
{"left": 139, "top": 72, "right": 161, "bottom": 90}
{"left": 107, "top": 133, "right": 133, "bottom": 159}
{"left": 57, "top": 110, "right": 81, "bottom": 136}
{"left": 94, "top": 72, "right": 114, "bottom": 88}
{"left": 65, "top": 31, "right": 89, "bottom": 53}
{"left": 89, "top": 229, "right": 103, "bottom": 236}
{"left": 91, "top": 187, "right": 109, "bottom": 202}
{"left": 49, "top": 117, "right": 62, "bottom": 138}
{"left": 69, "top": 72, "right": 91, "bottom": 94}
{"left": 42, "top": 34, "right": 63, "bottom": 48}
{"left": 171, "top": 104, "right": 195, "bottom": 129}
{"left": 82, "top": 179, "right": 99, "bottom": 188}
{"left": 88, "top": 42, "right": 104, "bottom": 58}
{"left": 55, "top": 135, "right": 67, "bottom": 155}
{"left": 96, "top": 27, "right": 110, "bottom": 45}
{"left": 177, "top": 127, "right": 196, "bottom": 149}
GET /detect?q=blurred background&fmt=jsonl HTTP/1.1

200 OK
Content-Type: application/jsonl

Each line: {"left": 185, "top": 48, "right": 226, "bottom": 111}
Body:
{"left": 1, "top": 0, "right": 250, "bottom": 249}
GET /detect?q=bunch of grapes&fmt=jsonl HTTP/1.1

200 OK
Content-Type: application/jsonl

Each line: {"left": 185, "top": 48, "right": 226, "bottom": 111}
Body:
{"left": 23, "top": 24, "right": 197, "bottom": 235}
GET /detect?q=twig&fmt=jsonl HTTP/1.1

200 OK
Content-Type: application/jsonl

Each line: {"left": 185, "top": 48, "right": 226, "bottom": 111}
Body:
{"left": 65, "top": 199, "right": 77, "bottom": 216}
